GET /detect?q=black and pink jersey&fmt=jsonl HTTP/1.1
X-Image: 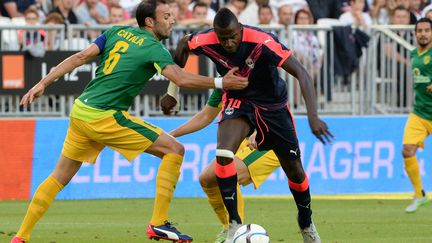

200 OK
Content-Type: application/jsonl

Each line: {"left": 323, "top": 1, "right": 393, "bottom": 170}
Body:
{"left": 187, "top": 25, "right": 293, "bottom": 106}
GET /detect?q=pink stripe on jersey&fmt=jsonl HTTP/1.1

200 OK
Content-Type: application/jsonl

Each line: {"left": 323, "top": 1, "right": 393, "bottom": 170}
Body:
{"left": 188, "top": 32, "right": 219, "bottom": 50}
{"left": 242, "top": 27, "right": 293, "bottom": 67}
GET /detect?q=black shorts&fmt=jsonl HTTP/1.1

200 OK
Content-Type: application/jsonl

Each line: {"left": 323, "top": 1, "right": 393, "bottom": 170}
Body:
{"left": 220, "top": 98, "right": 300, "bottom": 161}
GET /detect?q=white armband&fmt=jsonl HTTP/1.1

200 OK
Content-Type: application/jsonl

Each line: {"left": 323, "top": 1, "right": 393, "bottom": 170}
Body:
{"left": 214, "top": 77, "right": 223, "bottom": 89}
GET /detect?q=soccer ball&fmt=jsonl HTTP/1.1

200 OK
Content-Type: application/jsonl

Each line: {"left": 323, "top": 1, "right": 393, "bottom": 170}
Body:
{"left": 233, "top": 224, "right": 270, "bottom": 243}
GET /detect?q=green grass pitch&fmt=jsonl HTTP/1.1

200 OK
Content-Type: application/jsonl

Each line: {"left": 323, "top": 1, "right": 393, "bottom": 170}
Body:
{"left": 1, "top": 197, "right": 431, "bottom": 242}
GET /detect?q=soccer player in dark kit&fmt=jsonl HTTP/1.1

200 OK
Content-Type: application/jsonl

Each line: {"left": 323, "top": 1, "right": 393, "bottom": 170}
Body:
{"left": 163, "top": 7, "right": 333, "bottom": 243}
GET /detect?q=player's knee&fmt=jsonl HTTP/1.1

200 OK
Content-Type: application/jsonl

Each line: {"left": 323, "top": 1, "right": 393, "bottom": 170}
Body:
{"left": 215, "top": 149, "right": 235, "bottom": 164}
{"left": 167, "top": 139, "right": 185, "bottom": 156}
{"left": 199, "top": 172, "right": 210, "bottom": 187}
{"left": 402, "top": 146, "right": 416, "bottom": 158}
{"left": 281, "top": 159, "right": 305, "bottom": 181}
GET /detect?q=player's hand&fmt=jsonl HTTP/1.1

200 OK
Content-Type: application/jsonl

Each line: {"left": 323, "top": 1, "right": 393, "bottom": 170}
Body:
{"left": 427, "top": 84, "right": 432, "bottom": 93}
{"left": 247, "top": 131, "right": 258, "bottom": 150}
{"left": 160, "top": 93, "right": 179, "bottom": 115}
{"left": 20, "top": 83, "right": 46, "bottom": 107}
{"left": 222, "top": 67, "right": 249, "bottom": 90}
{"left": 308, "top": 115, "right": 334, "bottom": 145}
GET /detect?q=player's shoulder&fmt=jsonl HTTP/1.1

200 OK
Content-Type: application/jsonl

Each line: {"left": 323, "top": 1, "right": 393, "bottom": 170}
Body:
{"left": 242, "top": 24, "right": 279, "bottom": 44}
{"left": 188, "top": 28, "right": 218, "bottom": 49}
{"left": 104, "top": 25, "right": 128, "bottom": 35}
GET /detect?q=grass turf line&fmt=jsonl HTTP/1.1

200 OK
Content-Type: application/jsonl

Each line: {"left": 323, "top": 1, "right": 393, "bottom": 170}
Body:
{"left": 1, "top": 197, "right": 431, "bottom": 243}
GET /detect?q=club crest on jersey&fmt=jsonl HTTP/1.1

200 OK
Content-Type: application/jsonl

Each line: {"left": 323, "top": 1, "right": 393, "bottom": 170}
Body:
{"left": 424, "top": 56, "right": 430, "bottom": 65}
{"left": 245, "top": 58, "right": 254, "bottom": 69}
{"left": 225, "top": 107, "right": 235, "bottom": 115}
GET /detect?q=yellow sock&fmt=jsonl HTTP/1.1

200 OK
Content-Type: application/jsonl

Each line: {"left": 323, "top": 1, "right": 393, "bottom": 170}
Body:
{"left": 202, "top": 185, "right": 229, "bottom": 228}
{"left": 404, "top": 156, "right": 423, "bottom": 198}
{"left": 237, "top": 184, "right": 244, "bottom": 223}
{"left": 150, "top": 153, "right": 182, "bottom": 226}
{"left": 16, "top": 175, "right": 64, "bottom": 241}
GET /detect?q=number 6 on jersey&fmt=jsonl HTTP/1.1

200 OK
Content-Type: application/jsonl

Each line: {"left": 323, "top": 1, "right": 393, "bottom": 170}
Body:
{"left": 103, "top": 41, "right": 129, "bottom": 74}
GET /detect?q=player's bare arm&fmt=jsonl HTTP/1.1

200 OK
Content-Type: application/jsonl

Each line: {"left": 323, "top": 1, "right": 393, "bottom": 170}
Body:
{"left": 20, "top": 44, "right": 101, "bottom": 107}
{"left": 427, "top": 84, "right": 432, "bottom": 93}
{"left": 161, "top": 34, "right": 249, "bottom": 114}
{"left": 174, "top": 34, "right": 192, "bottom": 68}
{"left": 162, "top": 65, "right": 246, "bottom": 90}
{"left": 170, "top": 104, "right": 221, "bottom": 137}
{"left": 282, "top": 55, "right": 334, "bottom": 144}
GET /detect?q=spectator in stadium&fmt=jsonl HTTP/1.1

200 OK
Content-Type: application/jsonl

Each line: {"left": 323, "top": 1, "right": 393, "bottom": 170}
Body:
{"left": 107, "top": 0, "right": 130, "bottom": 20}
{"left": 426, "top": 9, "right": 432, "bottom": 20}
{"left": 277, "top": 3, "right": 294, "bottom": 27}
{"left": 402, "top": 17, "right": 432, "bottom": 213}
{"left": 239, "top": 0, "right": 275, "bottom": 26}
{"left": 410, "top": 0, "right": 422, "bottom": 19}
{"left": 387, "top": 0, "right": 417, "bottom": 24}
{"left": 225, "top": 0, "right": 248, "bottom": 17}
{"left": 34, "top": 0, "right": 53, "bottom": 22}
{"left": 164, "top": 7, "right": 332, "bottom": 243}
{"left": 49, "top": 0, "right": 78, "bottom": 25}
{"left": 177, "top": 1, "right": 212, "bottom": 26}
{"left": 76, "top": 0, "right": 110, "bottom": 24}
{"left": 0, "top": 0, "right": 26, "bottom": 17}
{"left": 339, "top": 0, "right": 372, "bottom": 31}
{"left": 109, "top": 4, "right": 125, "bottom": 24}
{"left": 10, "top": 1, "right": 248, "bottom": 243}
{"left": 292, "top": 9, "right": 321, "bottom": 70}
{"left": 18, "top": 7, "right": 45, "bottom": 50}
{"left": 176, "top": 0, "right": 193, "bottom": 20}
{"left": 384, "top": 5, "right": 413, "bottom": 107}
{"left": 188, "top": 0, "right": 216, "bottom": 21}
{"left": 44, "top": 12, "right": 64, "bottom": 50}
{"left": 258, "top": 4, "right": 273, "bottom": 25}
{"left": 369, "top": 0, "right": 389, "bottom": 24}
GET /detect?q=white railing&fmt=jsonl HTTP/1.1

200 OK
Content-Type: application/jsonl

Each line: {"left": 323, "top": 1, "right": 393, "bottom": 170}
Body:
{"left": 0, "top": 24, "right": 417, "bottom": 117}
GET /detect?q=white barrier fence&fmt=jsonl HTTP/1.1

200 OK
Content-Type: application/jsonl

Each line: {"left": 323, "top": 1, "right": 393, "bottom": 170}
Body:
{"left": 0, "top": 24, "right": 415, "bottom": 117}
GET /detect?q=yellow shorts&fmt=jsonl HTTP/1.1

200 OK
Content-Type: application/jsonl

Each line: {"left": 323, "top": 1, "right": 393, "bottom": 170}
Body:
{"left": 403, "top": 113, "right": 432, "bottom": 148}
{"left": 62, "top": 110, "right": 163, "bottom": 163}
{"left": 235, "top": 140, "right": 280, "bottom": 189}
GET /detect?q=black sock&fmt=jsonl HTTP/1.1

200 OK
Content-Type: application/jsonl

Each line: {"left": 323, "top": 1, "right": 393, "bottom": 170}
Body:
{"left": 216, "top": 175, "right": 242, "bottom": 224}
{"left": 290, "top": 187, "right": 312, "bottom": 229}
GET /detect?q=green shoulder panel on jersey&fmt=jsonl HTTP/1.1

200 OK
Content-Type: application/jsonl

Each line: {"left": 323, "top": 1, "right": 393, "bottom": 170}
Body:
{"left": 207, "top": 88, "right": 223, "bottom": 108}
{"left": 410, "top": 48, "right": 432, "bottom": 120}
{"left": 75, "top": 26, "right": 175, "bottom": 113}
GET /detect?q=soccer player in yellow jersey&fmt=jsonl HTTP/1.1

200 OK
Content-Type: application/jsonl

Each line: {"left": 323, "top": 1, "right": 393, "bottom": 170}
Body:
{"left": 11, "top": 0, "right": 248, "bottom": 242}
{"left": 403, "top": 18, "right": 432, "bottom": 213}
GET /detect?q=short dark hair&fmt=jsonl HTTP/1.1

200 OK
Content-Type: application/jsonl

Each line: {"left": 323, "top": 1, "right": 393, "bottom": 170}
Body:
{"left": 214, "top": 7, "right": 238, "bottom": 28}
{"left": 415, "top": 17, "right": 432, "bottom": 31}
{"left": 193, "top": 2, "right": 208, "bottom": 12}
{"left": 391, "top": 5, "right": 409, "bottom": 16}
{"left": 258, "top": 4, "right": 272, "bottom": 15}
{"left": 294, "top": 9, "right": 312, "bottom": 24}
{"left": 135, "top": 0, "right": 167, "bottom": 27}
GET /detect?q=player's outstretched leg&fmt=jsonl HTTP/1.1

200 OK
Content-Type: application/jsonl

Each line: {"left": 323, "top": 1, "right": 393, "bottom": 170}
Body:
{"left": 11, "top": 156, "right": 81, "bottom": 243}
{"left": 199, "top": 159, "right": 246, "bottom": 243}
{"left": 145, "top": 134, "right": 192, "bottom": 242}
{"left": 404, "top": 155, "right": 429, "bottom": 213}
{"left": 277, "top": 151, "right": 320, "bottom": 243}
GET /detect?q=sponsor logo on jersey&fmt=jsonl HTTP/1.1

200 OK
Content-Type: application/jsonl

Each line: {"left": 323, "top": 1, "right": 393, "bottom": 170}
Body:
{"left": 245, "top": 58, "right": 254, "bottom": 69}
{"left": 225, "top": 107, "right": 235, "bottom": 115}
{"left": 424, "top": 55, "right": 430, "bottom": 65}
